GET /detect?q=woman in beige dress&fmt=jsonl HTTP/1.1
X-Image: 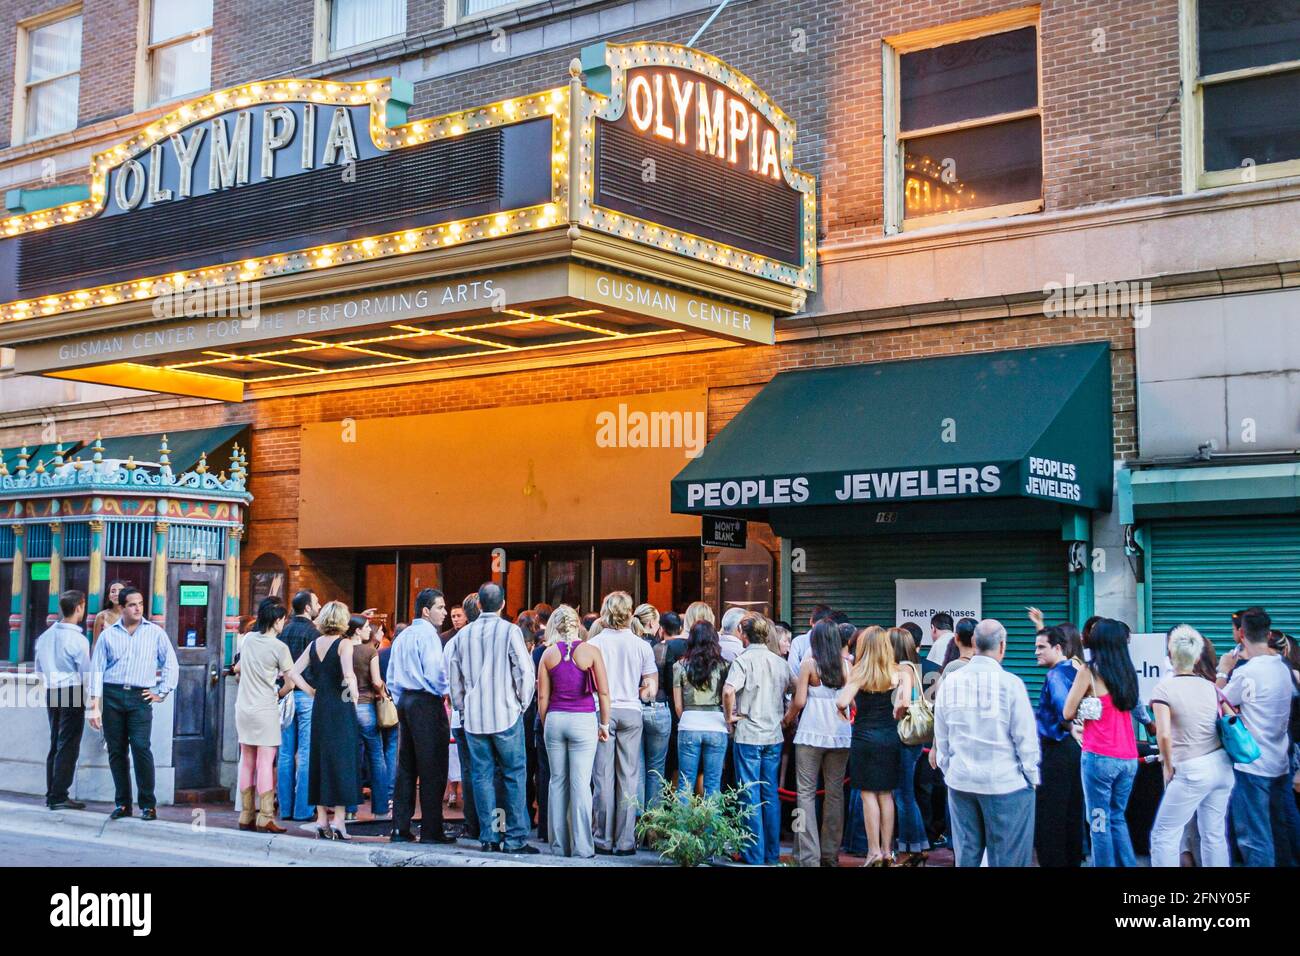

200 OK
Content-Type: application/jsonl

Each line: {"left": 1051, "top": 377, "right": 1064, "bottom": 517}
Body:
{"left": 236, "top": 602, "right": 304, "bottom": 833}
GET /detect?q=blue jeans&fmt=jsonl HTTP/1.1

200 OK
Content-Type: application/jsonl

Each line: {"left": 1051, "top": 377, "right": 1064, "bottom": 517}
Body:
{"left": 355, "top": 702, "right": 391, "bottom": 816}
{"left": 1081, "top": 751, "right": 1138, "bottom": 867}
{"left": 381, "top": 723, "right": 398, "bottom": 809}
{"left": 465, "top": 717, "right": 530, "bottom": 849}
{"left": 1230, "top": 769, "right": 1300, "bottom": 867}
{"left": 676, "top": 730, "right": 728, "bottom": 798}
{"left": 894, "top": 743, "right": 929, "bottom": 852}
{"left": 277, "top": 689, "right": 313, "bottom": 820}
{"left": 640, "top": 702, "right": 672, "bottom": 808}
{"left": 734, "top": 741, "right": 783, "bottom": 865}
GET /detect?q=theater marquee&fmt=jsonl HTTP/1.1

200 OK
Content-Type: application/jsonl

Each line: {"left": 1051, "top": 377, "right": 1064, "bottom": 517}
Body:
{"left": 0, "top": 44, "right": 814, "bottom": 402}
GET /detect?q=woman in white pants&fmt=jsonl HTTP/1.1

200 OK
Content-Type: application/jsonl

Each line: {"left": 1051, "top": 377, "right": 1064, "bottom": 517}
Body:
{"left": 1148, "top": 625, "right": 1235, "bottom": 867}
{"left": 537, "top": 606, "right": 611, "bottom": 858}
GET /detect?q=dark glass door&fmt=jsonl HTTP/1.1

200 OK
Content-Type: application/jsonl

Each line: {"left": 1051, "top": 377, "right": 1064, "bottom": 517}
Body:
{"left": 167, "top": 562, "right": 225, "bottom": 791}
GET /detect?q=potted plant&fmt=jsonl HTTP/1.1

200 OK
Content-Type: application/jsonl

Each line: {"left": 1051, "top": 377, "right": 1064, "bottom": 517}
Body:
{"left": 635, "top": 774, "right": 756, "bottom": 867}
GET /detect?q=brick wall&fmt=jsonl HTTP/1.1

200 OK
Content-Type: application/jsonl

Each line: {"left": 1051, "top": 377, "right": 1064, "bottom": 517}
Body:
{"left": 1, "top": 0, "right": 1184, "bottom": 234}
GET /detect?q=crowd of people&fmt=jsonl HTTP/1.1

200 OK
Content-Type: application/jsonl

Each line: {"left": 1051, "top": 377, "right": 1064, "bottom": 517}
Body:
{"left": 30, "top": 578, "right": 1300, "bottom": 867}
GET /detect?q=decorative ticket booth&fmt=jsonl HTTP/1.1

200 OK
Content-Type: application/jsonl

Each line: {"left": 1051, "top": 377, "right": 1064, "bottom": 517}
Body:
{"left": 0, "top": 429, "right": 250, "bottom": 797}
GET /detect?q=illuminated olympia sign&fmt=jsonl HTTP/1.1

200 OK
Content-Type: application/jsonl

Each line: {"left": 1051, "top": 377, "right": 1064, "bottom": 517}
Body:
{"left": 0, "top": 44, "right": 814, "bottom": 401}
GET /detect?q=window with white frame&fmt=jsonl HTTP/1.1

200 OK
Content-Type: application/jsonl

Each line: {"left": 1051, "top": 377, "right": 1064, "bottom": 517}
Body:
{"left": 19, "top": 10, "right": 82, "bottom": 142}
{"left": 1184, "top": 0, "right": 1300, "bottom": 189}
{"left": 884, "top": 8, "right": 1043, "bottom": 232}
{"left": 328, "top": 0, "right": 406, "bottom": 54}
{"left": 146, "top": 0, "right": 213, "bottom": 105}
{"left": 457, "top": 0, "right": 530, "bottom": 17}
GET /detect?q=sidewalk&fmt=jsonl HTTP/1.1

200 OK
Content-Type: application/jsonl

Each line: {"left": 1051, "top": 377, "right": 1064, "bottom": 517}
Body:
{"left": 0, "top": 791, "right": 660, "bottom": 867}
{"left": 0, "top": 789, "right": 956, "bottom": 867}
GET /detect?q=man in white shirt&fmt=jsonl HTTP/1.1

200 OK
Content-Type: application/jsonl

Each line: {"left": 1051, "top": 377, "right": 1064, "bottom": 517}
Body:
{"left": 34, "top": 589, "right": 90, "bottom": 811}
{"left": 1220, "top": 606, "right": 1300, "bottom": 867}
{"left": 925, "top": 612, "right": 956, "bottom": 666}
{"left": 718, "top": 607, "right": 746, "bottom": 663}
{"left": 589, "top": 590, "right": 657, "bottom": 855}
{"left": 934, "top": 618, "right": 1040, "bottom": 866}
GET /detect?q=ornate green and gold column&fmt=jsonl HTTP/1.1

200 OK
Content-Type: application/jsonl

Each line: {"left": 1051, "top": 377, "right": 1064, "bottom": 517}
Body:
{"left": 86, "top": 519, "right": 105, "bottom": 617}
{"left": 46, "top": 521, "right": 62, "bottom": 623}
{"left": 224, "top": 527, "right": 242, "bottom": 666}
{"left": 150, "top": 521, "right": 169, "bottom": 626}
{"left": 9, "top": 524, "right": 24, "bottom": 663}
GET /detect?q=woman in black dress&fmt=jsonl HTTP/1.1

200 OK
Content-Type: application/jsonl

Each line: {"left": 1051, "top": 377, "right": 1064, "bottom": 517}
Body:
{"left": 837, "top": 626, "right": 911, "bottom": 867}
{"left": 290, "top": 600, "right": 361, "bottom": 840}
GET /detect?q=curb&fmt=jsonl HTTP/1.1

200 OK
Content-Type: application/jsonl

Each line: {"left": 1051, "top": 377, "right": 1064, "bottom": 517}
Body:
{"left": 0, "top": 800, "right": 544, "bottom": 867}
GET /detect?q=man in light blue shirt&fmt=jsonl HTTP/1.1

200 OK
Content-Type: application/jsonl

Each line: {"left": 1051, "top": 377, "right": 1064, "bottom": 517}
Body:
{"left": 87, "top": 587, "right": 179, "bottom": 820}
{"left": 387, "top": 587, "right": 455, "bottom": 844}
{"left": 34, "top": 589, "right": 91, "bottom": 810}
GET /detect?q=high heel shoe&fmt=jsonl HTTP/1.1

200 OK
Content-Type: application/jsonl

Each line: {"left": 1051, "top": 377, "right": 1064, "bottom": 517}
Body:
{"left": 315, "top": 826, "right": 335, "bottom": 840}
{"left": 331, "top": 827, "right": 350, "bottom": 842}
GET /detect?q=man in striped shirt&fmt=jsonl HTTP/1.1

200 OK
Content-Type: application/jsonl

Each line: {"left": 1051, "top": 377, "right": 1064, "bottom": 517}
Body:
{"left": 448, "top": 582, "right": 538, "bottom": 854}
{"left": 87, "top": 587, "right": 179, "bottom": 821}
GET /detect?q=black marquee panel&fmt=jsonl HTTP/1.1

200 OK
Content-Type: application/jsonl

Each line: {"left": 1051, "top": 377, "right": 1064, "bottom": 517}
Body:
{"left": 11, "top": 118, "right": 554, "bottom": 301}
{"left": 594, "top": 123, "right": 802, "bottom": 266}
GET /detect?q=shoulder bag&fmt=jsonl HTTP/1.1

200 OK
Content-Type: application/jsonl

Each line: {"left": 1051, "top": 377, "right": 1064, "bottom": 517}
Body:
{"left": 897, "top": 660, "right": 934, "bottom": 746}
{"left": 1216, "top": 689, "right": 1260, "bottom": 765}
{"left": 376, "top": 694, "right": 399, "bottom": 729}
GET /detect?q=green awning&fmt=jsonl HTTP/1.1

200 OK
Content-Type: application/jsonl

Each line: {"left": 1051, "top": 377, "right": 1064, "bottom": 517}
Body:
{"left": 672, "top": 342, "right": 1113, "bottom": 518}
{"left": 1121, "top": 462, "right": 1300, "bottom": 522}
{"left": 92, "top": 425, "right": 248, "bottom": 473}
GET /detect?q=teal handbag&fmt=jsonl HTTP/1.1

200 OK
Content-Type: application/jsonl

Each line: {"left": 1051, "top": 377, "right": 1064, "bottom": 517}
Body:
{"left": 1216, "top": 691, "right": 1260, "bottom": 765}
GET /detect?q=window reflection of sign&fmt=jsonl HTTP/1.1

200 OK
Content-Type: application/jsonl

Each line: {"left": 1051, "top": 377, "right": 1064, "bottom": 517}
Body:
{"left": 177, "top": 581, "right": 209, "bottom": 648}
{"left": 904, "top": 155, "right": 976, "bottom": 218}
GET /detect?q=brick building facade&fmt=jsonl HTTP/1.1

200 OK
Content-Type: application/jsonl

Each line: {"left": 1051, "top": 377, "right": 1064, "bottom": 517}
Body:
{"left": 0, "top": 0, "right": 1296, "bottom": 647}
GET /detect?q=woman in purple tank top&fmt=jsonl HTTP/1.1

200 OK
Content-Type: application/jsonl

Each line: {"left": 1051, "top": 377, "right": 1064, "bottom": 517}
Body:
{"left": 537, "top": 605, "right": 611, "bottom": 858}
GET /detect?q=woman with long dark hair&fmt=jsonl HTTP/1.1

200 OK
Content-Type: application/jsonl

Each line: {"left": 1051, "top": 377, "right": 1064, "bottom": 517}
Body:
{"left": 346, "top": 613, "right": 390, "bottom": 820}
{"left": 783, "top": 620, "right": 851, "bottom": 866}
{"left": 1064, "top": 618, "right": 1140, "bottom": 866}
{"left": 92, "top": 580, "right": 128, "bottom": 642}
{"left": 672, "top": 621, "right": 729, "bottom": 798}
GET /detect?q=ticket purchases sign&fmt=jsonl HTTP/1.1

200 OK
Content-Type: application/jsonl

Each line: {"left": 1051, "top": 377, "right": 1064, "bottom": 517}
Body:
{"left": 896, "top": 579, "right": 983, "bottom": 636}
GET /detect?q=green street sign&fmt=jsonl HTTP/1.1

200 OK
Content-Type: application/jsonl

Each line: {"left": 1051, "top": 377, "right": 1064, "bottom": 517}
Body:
{"left": 179, "top": 584, "right": 209, "bottom": 607}
{"left": 30, "top": 562, "right": 50, "bottom": 582}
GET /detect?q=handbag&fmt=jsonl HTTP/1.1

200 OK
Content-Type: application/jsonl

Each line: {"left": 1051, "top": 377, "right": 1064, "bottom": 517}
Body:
{"left": 376, "top": 694, "right": 399, "bottom": 729}
{"left": 1078, "top": 671, "right": 1103, "bottom": 722}
{"left": 1216, "top": 690, "right": 1260, "bottom": 765}
{"left": 278, "top": 689, "right": 295, "bottom": 730}
{"left": 897, "top": 661, "right": 934, "bottom": 746}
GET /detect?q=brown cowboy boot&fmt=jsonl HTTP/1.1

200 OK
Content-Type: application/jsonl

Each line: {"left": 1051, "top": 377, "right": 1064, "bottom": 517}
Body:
{"left": 238, "top": 787, "right": 256, "bottom": 831}
{"left": 256, "top": 791, "right": 286, "bottom": 833}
